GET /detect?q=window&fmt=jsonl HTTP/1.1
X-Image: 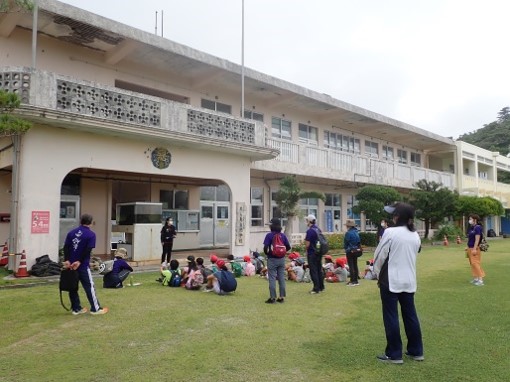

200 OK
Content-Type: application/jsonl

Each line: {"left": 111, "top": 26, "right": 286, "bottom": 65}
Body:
{"left": 298, "top": 123, "right": 318, "bottom": 145}
{"left": 342, "top": 135, "right": 361, "bottom": 154}
{"left": 271, "top": 117, "right": 292, "bottom": 140}
{"left": 299, "top": 197, "right": 319, "bottom": 233}
{"left": 271, "top": 191, "right": 288, "bottom": 228}
{"left": 410, "top": 152, "right": 421, "bottom": 166}
{"left": 201, "top": 98, "right": 232, "bottom": 114}
{"left": 382, "top": 145, "right": 394, "bottom": 160}
{"left": 397, "top": 149, "right": 408, "bottom": 164}
{"left": 324, "top": 131, "right": 340, "bottom": 150}
{"left": 251, "top": 187, "right": 264, "bottom": 227}
{"left": 200, "top": 185, "right": 230, "bottom": 201}
{"left": 160, "top": 190, "right": 189, "bottom": 209}
{"left": 365, "top": 141, "right": 379, "bottom": 158}
{"left": 244, "top": 110, "right": 264, "bottom": 122}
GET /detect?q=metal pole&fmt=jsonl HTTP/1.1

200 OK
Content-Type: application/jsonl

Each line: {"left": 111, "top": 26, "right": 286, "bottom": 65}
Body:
{"left": 241, "top": 0, "right": 245, "bottom": 117}
{"left": 31, "top": 0, "right": 38, "bottom": 68}
{"left": 155, "top": 11, "right": 158, "bottom": 35}
{"left": 161, "top": 10, "right": 164, "bottom": 37}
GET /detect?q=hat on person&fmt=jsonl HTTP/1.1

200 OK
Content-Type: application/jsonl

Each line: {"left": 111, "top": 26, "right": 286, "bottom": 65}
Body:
{"left": 288, "top": 252, "right": 300, "bottom": 261}
{"left": 187, "top": 255, "right": 195, "bottom": 263}
{"left": 216, "top": 259, "right": 226, "bottom": 268}
{"left": 210, "top": 254, "right": 218, "bottom": 263}
{"left": 114, "top": 247, "right": 128, "bottom": 259}
{"left": 243, "top": 255, "right": 251, "bottom": 263}
{"left": 295, "top": 258, "right": 304, "bottom": 266}
{"left": 324, "top": 254, "right": 333, "bottom": 261}
{"left": 252, "top": 251, "right": 260, "bottom": 258}
{"left": 335, "top": 257, "right": 346, "bottom": 267}
{"left": 345, "top": 219, "right": 356, "bottom": 227}
{"left": 305, "top": 214, "right": 316, "bottom": 222}
{"left": 267, "top": 218, "right": 281, "bottom": 227}
{"left": 383, "top": 203, "right": 400, "bottom": 215}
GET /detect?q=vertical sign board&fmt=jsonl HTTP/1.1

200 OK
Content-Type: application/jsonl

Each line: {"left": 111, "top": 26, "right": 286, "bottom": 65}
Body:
{"left": 32, "top": 211, "right": 50, "bottom": 234}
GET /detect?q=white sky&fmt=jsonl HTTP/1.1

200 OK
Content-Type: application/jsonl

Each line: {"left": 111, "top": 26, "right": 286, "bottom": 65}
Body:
{"left": 58, "top": 0, "right": 510, "bottom": 139}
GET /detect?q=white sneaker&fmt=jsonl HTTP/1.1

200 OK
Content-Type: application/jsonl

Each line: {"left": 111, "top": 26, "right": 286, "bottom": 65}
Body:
{"left": 90, "top": 307, "right": 109, "bottom": 315}
{"left": 473, "top": 280, "right": 484, "bottom": 286}
{"left": 72, "top": 307, "right": 88, "bottom": 315}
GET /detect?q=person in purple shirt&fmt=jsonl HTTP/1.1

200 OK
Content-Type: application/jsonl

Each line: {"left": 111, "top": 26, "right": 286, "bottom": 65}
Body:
{"left": 263, "top": 218, "right": 291, "bottom": 303}
{"left": 103, "top": 247, "right": 133, "bottom": 288}
{"left": 466, "top": 213, "right": 485, "bottom": 286}
{"left": 304, "top": 214, "right": 324, "bottom": 294}
{"left": 63, "top": 214, "right": 108, "bottom": 315}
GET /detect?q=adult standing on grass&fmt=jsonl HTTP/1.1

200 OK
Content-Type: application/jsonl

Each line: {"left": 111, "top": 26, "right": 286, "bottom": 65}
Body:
{"left": 373, "top": 203, "right": 423, "bottom": 364}
{"left": 304, "top": 214, "right": 324, "bottom": 294}
{"left": 344, "top": 219, "right": 361, "bottom": 286}
{"left": 63, "top": 214, "right": 108, "bottom": 315}
{"left": 263, "top": 218, "right": 291, "bottom": 303}
{"left": 160, "top": 217, "right": 177, "bottom": 266}
{"left": 466, "top": 213, "right": 485, "bottom": 286}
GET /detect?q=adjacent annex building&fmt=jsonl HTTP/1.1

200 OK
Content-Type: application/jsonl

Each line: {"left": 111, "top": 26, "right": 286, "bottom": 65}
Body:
{"left": 1, "top": 0, "right": 509, "bottom": 267}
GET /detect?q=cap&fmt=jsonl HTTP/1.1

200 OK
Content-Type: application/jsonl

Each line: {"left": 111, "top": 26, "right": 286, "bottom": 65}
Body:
{"left": 288, "top": 252, "right": 300, "bottom": 261}
{"left": 243, "top": 255, "right": 251, "bottom": 263}
{"left": 267, "top": 218, "right": 281, "bottom": 226}
{"left": 324, "top": 254, "right": 333, "bottom": 261}
{"left": 305, "top": 214, "right": 316, "bottom": 222}
{"left": 295, "top": 258, "right": 304, "bottom": 266}
{"left": 335, "top": 257, "right": 346, "bottom": 267}
{"left": 216, "top": 259, "right": 226, "bottom": 268}
{"left": 210, "top": 254, "right": 218, "bottom": 263}
{"left": 187, "top": 255, "right": 195, "bottom": 263}
{"left": 345, "top": 219, "right": 356, "bottom": 227}
{"left": 384, "top": 203, "right": 399, "bottom": 214}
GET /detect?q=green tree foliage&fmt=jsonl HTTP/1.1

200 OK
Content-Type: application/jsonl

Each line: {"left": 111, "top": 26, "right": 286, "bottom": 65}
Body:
{"left": 458, "top": 107, "right": 510, "bottom": 183}
{"left": 456, "top": 195, "right": 504, "bottom": 219}
{"left": 0, "top": 0, "right": 34, "bottom": 12}
{"left": 352, "top": 185, "right": 401, "bottom": 226}
{"left": 0, "top": 90, "right": 32, "bottom": 137}
{"left": 409, "top": 179, "right": 458, "bottom": 239}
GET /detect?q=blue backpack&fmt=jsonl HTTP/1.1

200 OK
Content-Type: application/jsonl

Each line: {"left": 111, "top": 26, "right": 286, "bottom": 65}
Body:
{"left": 219, "top": 270, "right": 237, "bottom": 293}
{"left": 168, "top": 269, "right": 182, "bottom": 287}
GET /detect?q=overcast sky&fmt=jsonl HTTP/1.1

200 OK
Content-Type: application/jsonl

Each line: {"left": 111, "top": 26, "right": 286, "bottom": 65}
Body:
{"left": 59, "top": 0, "right": 509, "bottom": 139}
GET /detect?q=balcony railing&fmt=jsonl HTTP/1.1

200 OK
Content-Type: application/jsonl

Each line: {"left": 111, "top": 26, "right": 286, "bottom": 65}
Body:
{"left": 0, "top": 67, "right": 269, "bottom": 151}
{"left": 263, "top": 139, "right": 456, "bottom": 190}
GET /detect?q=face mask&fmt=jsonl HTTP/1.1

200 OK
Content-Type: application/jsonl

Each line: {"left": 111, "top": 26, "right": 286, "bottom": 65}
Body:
{"left": 381, "top": 222, "right": 386, "bottom": 228}
{"left": 468, "top": 219, "right": 474, "bottom": 225}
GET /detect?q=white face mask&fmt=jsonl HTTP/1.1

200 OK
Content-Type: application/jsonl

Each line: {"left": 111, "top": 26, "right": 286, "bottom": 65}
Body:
{"left": 468, "top": 219, "right": 474, "bottom": 225}
{"left": 381, "top": 222, "right": 386, "bottom": 228}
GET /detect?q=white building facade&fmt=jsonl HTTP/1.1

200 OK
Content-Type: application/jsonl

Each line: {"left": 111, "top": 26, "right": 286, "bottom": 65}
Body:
{"left": 0, "top": 1, "right": 508, "bottom": 266}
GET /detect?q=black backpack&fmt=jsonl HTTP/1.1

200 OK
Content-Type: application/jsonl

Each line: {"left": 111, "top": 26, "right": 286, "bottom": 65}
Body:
{"left": 314, "top": 228, "right": 329, "bottom": 255}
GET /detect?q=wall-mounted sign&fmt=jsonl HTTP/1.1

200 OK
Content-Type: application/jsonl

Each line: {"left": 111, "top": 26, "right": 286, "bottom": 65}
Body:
{"left": 32, "top": 211, "right": 50, "bottom": 234}
{"left": 151, "top": 147, "right": 172, "bottom": 169}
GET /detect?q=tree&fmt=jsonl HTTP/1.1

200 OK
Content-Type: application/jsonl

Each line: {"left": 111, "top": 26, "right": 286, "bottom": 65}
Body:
{"left": 456, "top": 196, "right": 504, "bottom": 220}
{"left": 0, "top": 90, "right": 32, "bottom": 137}
{"left": 497, "top": 107, "right": 510, "bottom": 124}
{"left": 409, "top": 179, "right": 458, "bottom": 239}
{"left": 352, "top": 185, "right": 401, "bottom": 227}
{"left": 0, "top": 0, "right": 34, "bottom": 12}
{"left": 274, "top": 175, "right": 325, "bottom": 236}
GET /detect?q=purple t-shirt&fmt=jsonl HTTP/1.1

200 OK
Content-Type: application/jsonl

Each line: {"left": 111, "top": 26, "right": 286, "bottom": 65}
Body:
{"left": 64, "top": 225, "right": 96, "bottom": 268}
{"left": 467, "top": 224, "right": 482, "bottom": 248}
{"left": 263, "top": 231, "right": 291, "bottom": 258}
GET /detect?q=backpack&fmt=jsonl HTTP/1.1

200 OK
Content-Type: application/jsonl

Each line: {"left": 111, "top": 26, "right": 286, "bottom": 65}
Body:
{"left": 231, "top": 261, "right": 243, "bottom": 278}
{"left": 271, "top": 233, "right": 287, "bottom": 257}
{"left": 99, "top": 259, "right": 115, "bottom": 275}
{"left": 219, "top": 270, "right": 237, "bottom": 293}
{"left": 314, "top": 228, "right": 329, "bottom": 256}
{"left": 254, "top": 258, "right": 265, "bottom": 274}
{"left": 167, "top": 269, "right": 182, "bottom": 287}
{"left": 187, "top": 270, "right": 204, "bottom": 289}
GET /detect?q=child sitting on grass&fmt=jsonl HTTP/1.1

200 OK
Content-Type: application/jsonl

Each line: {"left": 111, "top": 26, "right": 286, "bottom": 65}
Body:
{"left": 243, "top": 255, "right": 256, "bottom": 276}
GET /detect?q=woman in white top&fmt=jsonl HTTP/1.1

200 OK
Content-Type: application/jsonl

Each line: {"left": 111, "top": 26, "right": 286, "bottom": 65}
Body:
{"left": 373, "top": 203, "right": 424, "bottom": 364}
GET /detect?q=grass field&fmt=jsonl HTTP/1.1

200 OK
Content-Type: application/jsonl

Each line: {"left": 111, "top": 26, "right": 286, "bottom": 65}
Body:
{"left": 1, "top": 240, "right": 509, "bottom": 382}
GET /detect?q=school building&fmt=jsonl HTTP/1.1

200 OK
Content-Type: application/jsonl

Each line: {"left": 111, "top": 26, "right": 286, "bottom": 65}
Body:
{"left": 1, "top": 0, "right": 509, "bottom": 267}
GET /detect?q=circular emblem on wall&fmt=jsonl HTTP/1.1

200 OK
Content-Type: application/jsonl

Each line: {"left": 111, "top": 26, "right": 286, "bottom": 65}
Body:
{"left": 151, "top": 147, "right": 172, "bottom": 169}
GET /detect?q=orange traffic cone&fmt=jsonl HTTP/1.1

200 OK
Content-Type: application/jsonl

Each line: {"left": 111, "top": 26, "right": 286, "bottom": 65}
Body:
{"left": 0, "top": 242, "right": 8, "bottom": 266}
{"left": 456, "top": 235, "right": 461, "bottom": 244}
{"left": 15, "top": 250, "right": 29, "bottom": 278}
{"left": 443, "top": 235, "right": 449, "bottom": 246}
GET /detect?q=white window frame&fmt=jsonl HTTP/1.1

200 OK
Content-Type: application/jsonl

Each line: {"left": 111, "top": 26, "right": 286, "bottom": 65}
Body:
{"left": 298, "top": 123, "right": 318, "bottom": 145}
{"left": 201, "top": 98, "right": 232, "bottom": 114}
{"left": 250, "top": 187, "right": 264, "bottom": 227}
{"left": 364, "top": 141, "right": 379, "bottom": 158}
{"left": 397, "top": 149, "right": 408, "bottom": 164}
{"left": 271, "top": 117, "right": 292, "bottom": 140}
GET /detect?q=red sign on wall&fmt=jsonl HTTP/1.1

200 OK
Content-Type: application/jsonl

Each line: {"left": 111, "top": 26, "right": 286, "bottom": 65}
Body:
{"left": 32, "top": 211, "right": 50, "bottom": 234}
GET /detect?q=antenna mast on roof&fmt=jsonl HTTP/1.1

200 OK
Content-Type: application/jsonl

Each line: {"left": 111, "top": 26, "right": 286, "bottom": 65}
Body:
{"left": 161, "top": 10, "right": 164, "bottom": 37}
{"left": 155, "top": 11, "right": 158, "bottom": 35}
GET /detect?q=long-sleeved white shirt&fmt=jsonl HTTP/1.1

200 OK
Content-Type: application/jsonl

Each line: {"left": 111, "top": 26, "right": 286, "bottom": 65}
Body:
{"left": 373, "top": 226, "right": 421, "bottom": 293}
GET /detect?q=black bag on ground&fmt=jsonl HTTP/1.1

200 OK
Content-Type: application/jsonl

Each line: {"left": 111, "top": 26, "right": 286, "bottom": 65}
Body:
{"left": 59, "top": 269, "right": 79, "bottom": 311}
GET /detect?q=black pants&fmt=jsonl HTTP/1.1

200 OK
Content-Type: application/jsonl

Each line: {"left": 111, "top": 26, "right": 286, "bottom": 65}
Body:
{"left": 346, "top": 252, "right": 359, "bottom": 283}
{"left": 161, "top": 241, "right": 174, "bottom": 263}
{"left": 103, "top": 269, "right": 131, "bottom": 288}
{"left": 307, "top": 253, "right": 324, "bottom": 292}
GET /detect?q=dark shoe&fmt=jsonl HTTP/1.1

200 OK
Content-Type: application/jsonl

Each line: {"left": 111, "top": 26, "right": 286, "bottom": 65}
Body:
{"left": 376, "top": 354, "right": 403, "bottom": 364}
{"left": 276, "top": 298, "right": 285, "bottom": 303}
{"left": 405, "top": 352, "right": 424, "bottom": 361}
{"left": 265, "top": 298, "right": 276, "bottom": 304}
{"left": 155, "top": 278, "right": 162, "bottom": 283}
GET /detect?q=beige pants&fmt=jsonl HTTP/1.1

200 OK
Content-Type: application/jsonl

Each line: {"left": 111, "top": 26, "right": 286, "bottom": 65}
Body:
{"left": 467, "top": 247, "right": 485, "bottom": 278}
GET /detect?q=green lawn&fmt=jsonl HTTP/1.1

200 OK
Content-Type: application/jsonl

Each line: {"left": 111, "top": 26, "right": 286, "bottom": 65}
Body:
{"left": 1, "top": 241, "right": 509, "bottom": 382}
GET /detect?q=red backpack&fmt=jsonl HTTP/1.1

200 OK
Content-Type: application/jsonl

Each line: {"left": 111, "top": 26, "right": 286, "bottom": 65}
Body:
{"left": 272, "top": 233, "right": 287, "bottom": 257}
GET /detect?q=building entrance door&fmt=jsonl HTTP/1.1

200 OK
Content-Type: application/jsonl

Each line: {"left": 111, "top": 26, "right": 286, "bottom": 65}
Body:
{"left": 200, "top": 202, "right": 230, "bottom": 247}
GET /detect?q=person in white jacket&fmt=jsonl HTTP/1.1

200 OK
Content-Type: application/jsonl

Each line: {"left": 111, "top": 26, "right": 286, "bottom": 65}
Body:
{"left": 373, "top": 203, "right": 424, "bottom": 364}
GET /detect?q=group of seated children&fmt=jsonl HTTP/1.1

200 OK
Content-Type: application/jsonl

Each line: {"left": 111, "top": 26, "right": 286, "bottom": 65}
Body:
{"left": 323, "top": 255, "right": 348, "bottom": 283}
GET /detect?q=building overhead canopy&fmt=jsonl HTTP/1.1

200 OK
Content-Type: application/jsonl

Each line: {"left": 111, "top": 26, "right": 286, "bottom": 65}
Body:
{"left": 4, "top": 0, "right": 455, "bottom": 152}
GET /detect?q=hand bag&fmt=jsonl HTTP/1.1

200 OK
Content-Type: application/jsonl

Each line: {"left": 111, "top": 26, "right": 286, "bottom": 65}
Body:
{"left": 59, "top": 269, "right": 79, "bottom": 311}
